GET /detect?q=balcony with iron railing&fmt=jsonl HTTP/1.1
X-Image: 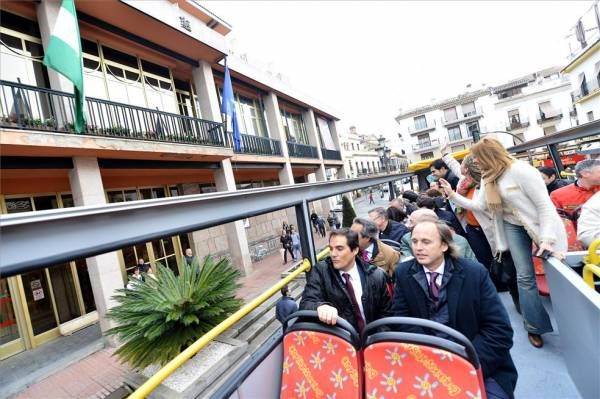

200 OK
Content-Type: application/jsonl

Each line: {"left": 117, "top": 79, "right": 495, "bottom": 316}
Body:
{"left": 412, "top": 138, "right": 440, "bottom": 152}
{"left": 225, "top": 132, "right": 282, "bottom": 157}
{"left": 574, "top": 77, "right": 600, "bottom": 102}
{"left": 537, "top": 109, "right": 563, "bottom": 124}
{"left": 287, "top": 141, "right": 319, "bottom": 159}
{"left": 442, "top": 107, "right": 483, "bottom": 126}
{"left": 408, "top": 119, "right": 436, "bottom": 135}
{"left": 321, "top": 147, "right": 342, "bottom": 161}
{"left": 506, "top": 116, "right": 530, "bottom": 131}
{"left": 0, "top": 79, "right": 227, "bottom": 148}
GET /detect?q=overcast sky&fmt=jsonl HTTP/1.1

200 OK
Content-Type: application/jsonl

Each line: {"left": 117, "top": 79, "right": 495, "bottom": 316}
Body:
{"left": 203, "top": 1, "right": 589, "bottom": 140}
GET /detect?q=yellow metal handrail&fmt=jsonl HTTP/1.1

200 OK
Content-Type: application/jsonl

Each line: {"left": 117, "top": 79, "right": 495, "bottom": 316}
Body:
{"left": 583, "top": 239, "right": 600, "bottom": 290}
{"left": 129, "top": 247, "right": 330, "bottom": 398}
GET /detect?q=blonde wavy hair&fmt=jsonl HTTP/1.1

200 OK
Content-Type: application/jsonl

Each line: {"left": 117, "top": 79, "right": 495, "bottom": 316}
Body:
{"left": 470, "top": 137, "right": 514, "bottom": 180}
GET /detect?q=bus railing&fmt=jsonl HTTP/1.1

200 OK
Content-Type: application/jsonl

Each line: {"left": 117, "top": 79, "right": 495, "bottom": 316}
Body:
{"left": 583, "top": 239, "right": 600, "bottom": 289}
{"left": 128, "top": 247, "right": 330, "bottom": 399}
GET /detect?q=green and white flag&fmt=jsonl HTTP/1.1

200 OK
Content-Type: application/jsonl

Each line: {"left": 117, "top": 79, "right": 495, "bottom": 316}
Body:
{"left": 42, "top": 0, "right": 85, "bottom": 133}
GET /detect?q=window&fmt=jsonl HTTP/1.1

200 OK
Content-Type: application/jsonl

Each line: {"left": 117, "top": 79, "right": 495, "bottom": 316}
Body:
{"left": 447, "top": 126, "right": 462, "bottom": 141}
{"left": 462, "top": 102, "right": 476, "bottom": 117}
{"left": 587, "top": 111, "right": 594, "bottom": 122}
{"left": 414, "top": 115, "right": 427, "bottom": 130}
{"left": 508, "top": 109, "right": 521, "bottom": 129}
{"left": 466, "top": 121, "right": 480, "bottom": 141}
{"left": 451, "top": 144, "right": 466, "bottom": 152}
{"left": 417, "top": 133, "right": 431, "bottom": 147}
{"left": 316, "top": 117, "right": 336, "bottom": 149}
{"left": 498, "top": 87, "right": 522, "bottom": 99}
{"left": 443, "top": 107, "right": 458, "bottom": 122}
{"left": 421, "top": 152, "right": 434, "bottom": 160}
{"left": 280, "top": 109, "right": 308, "bottom": 144}
{"left": 579, "top": 73, "right": 589, "bottom": 97}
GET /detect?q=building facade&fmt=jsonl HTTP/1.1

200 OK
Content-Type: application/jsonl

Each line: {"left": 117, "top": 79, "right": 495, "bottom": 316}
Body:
{"left": 562, "top": 3, "right": 600, "bottom": 123}
{"left": 395, "top": 67, "right": 577, "bottom": 162}
{"left": 0, "top": 0, "right": 344, "bottom": 359}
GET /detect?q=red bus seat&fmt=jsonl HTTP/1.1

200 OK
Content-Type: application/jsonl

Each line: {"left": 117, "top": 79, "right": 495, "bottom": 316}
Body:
{"left": 362, "top": 317, "right": 486, "bottom": 399}
{"left": 280, "top": 311, "right": 362, "bottom": 399}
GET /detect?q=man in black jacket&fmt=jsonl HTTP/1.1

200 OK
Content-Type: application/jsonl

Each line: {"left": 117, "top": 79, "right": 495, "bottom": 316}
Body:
{"left": 299, "top": 229, "right": 392, "bottom": 332}
{"left": 430, "top": 159, "right": 460, "bottom": 190}
{"left": 393, "top": 220, "right": 517, "bottom": 399}
{"left": 368, "top": 207, "right": 408, "bottom": 243}
{"left": 538, "top": 166, "right": 570, "bottom": 194}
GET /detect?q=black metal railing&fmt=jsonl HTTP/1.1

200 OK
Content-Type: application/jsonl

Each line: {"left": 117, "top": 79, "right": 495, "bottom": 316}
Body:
{"left": 287, "top": 141, "right": 319, "bottom": 158}
{"left": 321, "top": 148, "right": 342, "bottom": 160}
{"left": 225, "top": 132, "right": 282, "bottom": 156}
{"left": 537, "top": 111, "right": 563, "bottom": 124}
{"left": 0, "top": 80, "right": 226, "bottom": 147}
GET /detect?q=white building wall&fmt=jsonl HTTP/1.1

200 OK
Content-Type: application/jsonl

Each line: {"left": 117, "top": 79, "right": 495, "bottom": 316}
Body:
{"left": 565, "top": 47, "right": 600, "bottom": 122}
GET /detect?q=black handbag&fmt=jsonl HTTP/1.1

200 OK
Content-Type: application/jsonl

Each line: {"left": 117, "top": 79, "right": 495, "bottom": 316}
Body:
{"left": 490, "top": 252, "right": 517, "bottom": 285}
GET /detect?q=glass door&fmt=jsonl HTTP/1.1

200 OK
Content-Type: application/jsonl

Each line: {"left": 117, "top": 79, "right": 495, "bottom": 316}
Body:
{"left": 20, "top": 270, "right": 57, "bottom": 337}
{"left": 0, "top": 278, "right": 25, "bottom": 360}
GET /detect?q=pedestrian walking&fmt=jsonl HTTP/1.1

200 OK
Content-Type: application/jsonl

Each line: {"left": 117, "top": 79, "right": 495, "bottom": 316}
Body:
{"left": 368, "top": 189, "right": 375, "bottom": 205}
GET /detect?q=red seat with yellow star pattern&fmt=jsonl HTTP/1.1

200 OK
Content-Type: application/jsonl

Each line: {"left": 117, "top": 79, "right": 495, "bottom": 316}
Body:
{"left": 280, "top": 310, "right": 362, "bottom": 399}
{"left": 362, "top": 317, "right": 486, "bottom": 399}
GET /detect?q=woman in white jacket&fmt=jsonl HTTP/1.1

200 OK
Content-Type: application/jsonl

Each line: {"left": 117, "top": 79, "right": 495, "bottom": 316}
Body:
{"left": 439, "top": 137, "right": 567, "bottom": 349}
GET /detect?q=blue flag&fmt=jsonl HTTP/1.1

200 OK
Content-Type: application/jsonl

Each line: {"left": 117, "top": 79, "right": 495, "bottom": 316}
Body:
{"left": 221, "top": 65, "right": 241, "bottom": 152}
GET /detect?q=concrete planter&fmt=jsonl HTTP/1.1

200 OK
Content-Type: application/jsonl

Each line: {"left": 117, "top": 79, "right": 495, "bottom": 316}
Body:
{"left": 125, "top": 337, "right": 247, "bottom": 399}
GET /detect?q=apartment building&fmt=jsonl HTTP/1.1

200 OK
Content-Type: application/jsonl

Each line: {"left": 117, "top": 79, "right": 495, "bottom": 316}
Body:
{"left": 395, "top": 67, "right": 576, "bottom": 163}
{"left": 562, "top": 3, "right": 600, "bottom": 123}
{"left": 0, "top": 0, "right": 344, "bottom": 358}
{"left": 394, "top": 89, "right": 490, "bottom": 164}
{"left": 339, "top": 126, "right": 383, "bottom": 178}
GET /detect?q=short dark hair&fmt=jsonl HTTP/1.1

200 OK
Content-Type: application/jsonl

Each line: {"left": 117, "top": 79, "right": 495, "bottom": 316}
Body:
{"left": 329, "top": 228, "right": 360, "bottom": 251}
{"left": 386, "top": 207, "right": 407, "bottom": 223}
{"left": 280, "top": 284, "right": 290, "bottom": 296}
{"left": 402, "top": 190, "right": 419, "bottom": 203}
{"left": 538, "top": 166, "right": 557, "bottom": 178}
{"left": 431, "top": 159, "right": 448, "bottom": 170}
{"left": 425, "top": 188, "right": 443, "bottom": 198}
{"left": 352, "top": 217, "right": 379, "bottom": 240}
{"left": 416, "top": 195, "right": 436, "bottom": 210}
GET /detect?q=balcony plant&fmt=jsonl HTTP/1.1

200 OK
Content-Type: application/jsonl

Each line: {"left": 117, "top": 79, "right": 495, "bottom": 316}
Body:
{"left": 341, "top": 195, "right": 357, "bottom": 228}
{"left": 106, "top": 255, "right": 242, "bottom": 370}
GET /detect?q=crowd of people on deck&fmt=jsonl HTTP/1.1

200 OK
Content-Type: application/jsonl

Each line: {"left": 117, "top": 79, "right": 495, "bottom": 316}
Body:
{"left": 277, "top": 137, "right": 600, "bottom": 399}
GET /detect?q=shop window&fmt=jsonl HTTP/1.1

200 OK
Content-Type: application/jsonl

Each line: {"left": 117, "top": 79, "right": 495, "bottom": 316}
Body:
{"left": 33, "top": 195, "right": 59, "bottom": 211}
{"left": 5, "top": 197, "right": 33, "bottom": 213}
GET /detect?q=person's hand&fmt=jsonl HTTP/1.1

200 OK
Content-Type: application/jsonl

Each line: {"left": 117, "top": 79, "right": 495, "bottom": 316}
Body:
{"left": 537, "top": 241, "right": 565, "bottom": 260}
{"left": 317, "top": 304, "right": 338, "bottom": 325}
{"left": 440, "top": 136, "right": 450, "bottom": 156}
{"left": 438, "top": 178, "right": 455, "bottom": 197}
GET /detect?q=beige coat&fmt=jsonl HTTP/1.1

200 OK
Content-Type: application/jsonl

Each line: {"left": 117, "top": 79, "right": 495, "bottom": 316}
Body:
{"left": 370, "top": 240, "right": 401, "bottom": 278}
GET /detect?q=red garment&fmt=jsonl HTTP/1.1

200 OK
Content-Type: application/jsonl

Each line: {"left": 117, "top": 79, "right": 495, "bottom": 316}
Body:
{"left": 550, "top": 182, "right": 600, "bottom": 215}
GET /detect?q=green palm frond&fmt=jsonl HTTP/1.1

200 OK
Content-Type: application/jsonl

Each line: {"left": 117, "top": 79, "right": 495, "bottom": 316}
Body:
{"left": 106, "top": 255, "right": 242, "bottom": 370}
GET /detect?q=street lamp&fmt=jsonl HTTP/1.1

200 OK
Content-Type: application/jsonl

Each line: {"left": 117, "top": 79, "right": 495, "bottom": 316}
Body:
{"left": 375, "top": 135, "right": 395, "bottom": 200}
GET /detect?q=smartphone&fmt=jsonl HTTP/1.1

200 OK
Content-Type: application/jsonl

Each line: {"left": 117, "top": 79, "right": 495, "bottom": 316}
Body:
{"left": 534, "top": 249, "right": 552, "bottom": 260}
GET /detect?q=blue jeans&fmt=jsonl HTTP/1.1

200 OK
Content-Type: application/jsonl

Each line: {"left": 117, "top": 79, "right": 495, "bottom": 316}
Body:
{"left": 503, "top": 222, "right": 553, "bottom": 334}
{"left": 292, "top": 244, "right": 301, "bottom": 260}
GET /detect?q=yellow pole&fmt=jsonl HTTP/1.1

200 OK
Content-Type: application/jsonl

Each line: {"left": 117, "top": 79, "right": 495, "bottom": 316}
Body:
{"left": 129, "top": 248, "right": 329, "bottom": 399}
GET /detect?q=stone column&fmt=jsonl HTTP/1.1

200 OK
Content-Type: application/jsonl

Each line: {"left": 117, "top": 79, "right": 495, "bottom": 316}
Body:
{"left": 214, "top": 159, "right": 253, "bottom": 275}
{"left": 192, "top": 61, "right": 221, "bottom": 121}
{"left": 68, "top": 157, "right": 123, "bottom": 344}
{"left": 263, "top": 92, "right": 297, "bottom": 226}
{"left": 303, "top": 109, "right": 323, "bottom": 160}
